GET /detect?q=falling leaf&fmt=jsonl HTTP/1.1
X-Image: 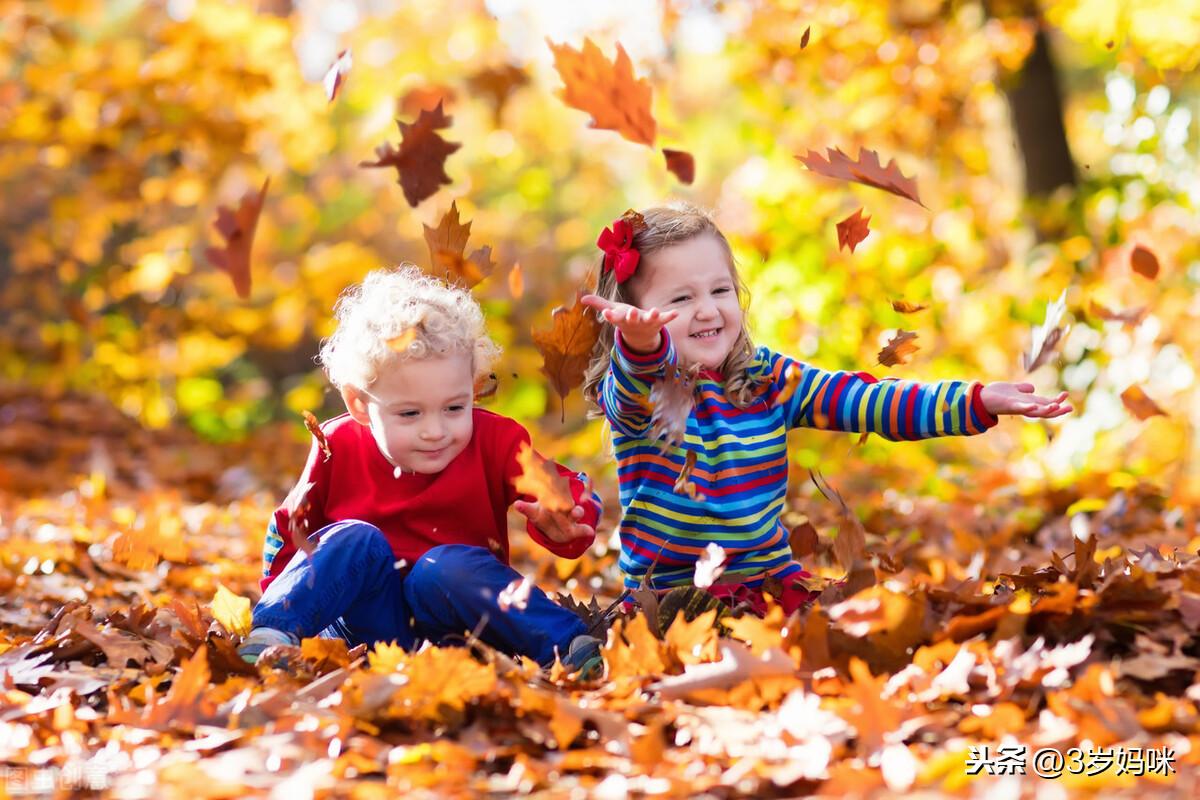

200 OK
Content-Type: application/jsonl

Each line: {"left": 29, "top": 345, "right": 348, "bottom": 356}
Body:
{"left": 1120, "top": 385, "right": 1166, "bottom": 420}
{"left": 548, "top": 38, "right": 656, "bottom": 146}
{"left": 399, "top": 84, "right": 456, "bottom": 117}
{"left": 531, "top": 292, "right": 602, "bottom": 412}
{"left": 386, "top": 328, "right": 418, "bottom": 353}
{"left": 776, "top": 363, "right": 803, "bottom": 407}
{"left": 876, "top": 330, "right": 919, "bottom": 367}
{"left": 836, "top": 208, "right": 870, "bottom": 253}
{"left": 467, "top": 63, "right": 528, "bottom": 123}
{"left": 693, "top": 543, "right": 726, "bottom": 589}
{"left": 1130, "top": 244, "right": 1159, "bottom": 279}
{"left": 673, "top": 450, "right": 706, "bottom": 502}
{"left": 1088, "top": 300, "right": 1145, "bottom": 327}
{"left": 499, "top": 577, "right": 532, "bottom": 612}
{"left": 508, "top": 262, "right": 524, "bottom": 299}
{"left": 810, "top": 469, "right": 868, "bottom": 569}
{"left": 211, "top": 583, "right": 251, "bottom": 637}
{"left": 1024, "top": 290, "right": 1068, "bottom": 372}
{"left": 422, "top": 201, "right": 495, "bottom": 288}
{"left": 323, "top": 49, "right": 351, "bottom": 102}
{"left": 649, "top": 363, "right": 700, "bottom": 450}
{"left": 302, "top": 410, "right": 331, "bottom": 462}
{"left": 891, "top": 300, "right": 928, "bottom": 313}
{"left": 361, "top": 100, "right": 460, "bottom": 207}
{"left": 514, "top": 441, "right": 574, "bottom": 513}
{"left": 663, "top": 149, "right": 695, "bottom": 184}
{"left": 474, "top": 371, "right": 499, "bottom": 401}
{"left": 204, "top": 178, "right": 269, "bottom": 299}
{"left": 797, "top": 147, "right": 923, "bottom": 206}
{"left": 789, "top": 517, "right": 819, "bottom": 559}
{"left": 801, "top": 26, "right": 811, "bottom": 48}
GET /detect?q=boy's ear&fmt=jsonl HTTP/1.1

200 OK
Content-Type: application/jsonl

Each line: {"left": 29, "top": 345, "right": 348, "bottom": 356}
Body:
{"left": 341, "top": 385, "right": 372, "bottom": 426}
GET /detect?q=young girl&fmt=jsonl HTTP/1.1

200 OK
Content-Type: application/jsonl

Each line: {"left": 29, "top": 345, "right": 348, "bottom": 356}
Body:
{"left": 581, "top": 204, "right": 1071, "bottom": 614}
{"left": 239, "top": 265, "right": 603, "bottom": 677}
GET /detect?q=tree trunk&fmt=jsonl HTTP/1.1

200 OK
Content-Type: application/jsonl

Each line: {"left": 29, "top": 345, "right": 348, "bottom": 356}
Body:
{"left": 1004, "top": 26, "right": 1078, "bottom": 196}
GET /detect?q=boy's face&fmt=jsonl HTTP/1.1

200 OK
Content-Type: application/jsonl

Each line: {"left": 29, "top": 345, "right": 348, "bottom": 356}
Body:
{"left": 342, "top": 353, "right": 475, "bottom": 474}
{"left": 632, "top": 233, "right": 743, "bottom": 370}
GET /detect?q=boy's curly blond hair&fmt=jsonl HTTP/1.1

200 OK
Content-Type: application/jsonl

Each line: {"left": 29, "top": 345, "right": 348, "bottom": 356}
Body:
{"left": 318, "top": 264, "right": 501, "bottom": 390}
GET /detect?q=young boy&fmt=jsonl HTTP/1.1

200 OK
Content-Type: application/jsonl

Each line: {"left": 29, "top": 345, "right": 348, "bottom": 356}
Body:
{"left": 238, "top": 266, "right": 604, "bottom": 677}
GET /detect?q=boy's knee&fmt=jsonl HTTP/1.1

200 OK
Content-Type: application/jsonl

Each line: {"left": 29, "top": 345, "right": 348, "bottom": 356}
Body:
{"left": 408, "top": 544, "right": 492, "bottom": 591}
{"left": 316, "top": 520, "right": 392, "bottom": 562}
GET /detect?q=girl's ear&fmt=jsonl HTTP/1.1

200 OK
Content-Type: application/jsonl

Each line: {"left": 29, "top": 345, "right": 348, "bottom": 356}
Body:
{"left": 341, "top": 385, "right": 372, "bottom": 426}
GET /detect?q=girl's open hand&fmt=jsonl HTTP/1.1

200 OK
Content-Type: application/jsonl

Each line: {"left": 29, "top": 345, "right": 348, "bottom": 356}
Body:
{"left": 581, "top": 294, "right": 679, "bottom": 353}
{"left": 514, "top": 500, "right": 596, "bottom": 544}
{"left": 981, "top": 382, "right": 1073, "bottom": 419}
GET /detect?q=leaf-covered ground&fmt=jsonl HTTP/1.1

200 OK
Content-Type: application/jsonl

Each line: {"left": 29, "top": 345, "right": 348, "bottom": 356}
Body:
{"left": 1, "top": 385, "right": 1198, "bottom": 798}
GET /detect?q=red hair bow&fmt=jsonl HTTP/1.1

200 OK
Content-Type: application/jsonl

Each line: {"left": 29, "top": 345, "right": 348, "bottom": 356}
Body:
{"left": 597, "top": 218, "right": 640, "bottom": 284}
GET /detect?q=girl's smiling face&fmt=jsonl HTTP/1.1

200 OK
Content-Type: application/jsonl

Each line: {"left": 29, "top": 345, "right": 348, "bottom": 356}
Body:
{"left": 630, "top": 233, "right": 744, "bottom": 370}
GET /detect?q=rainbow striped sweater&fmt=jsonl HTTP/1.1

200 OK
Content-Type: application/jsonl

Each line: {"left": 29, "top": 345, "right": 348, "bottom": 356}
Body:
{"left": 599, "top": 330, "right": 999, "bottom": 591}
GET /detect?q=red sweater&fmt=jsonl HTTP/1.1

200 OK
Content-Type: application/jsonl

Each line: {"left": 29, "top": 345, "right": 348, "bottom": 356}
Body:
{"left": 260, "top": 409, "right": 600, "bottom": 592}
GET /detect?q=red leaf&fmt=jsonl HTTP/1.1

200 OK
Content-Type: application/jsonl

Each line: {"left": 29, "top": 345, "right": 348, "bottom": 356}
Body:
{"left": 323, "top": 49, "right": 351, "bottom": 103}
{"left": 836, "top": 207, "right": 871, "bottom": 253}
{"left": 663, "top": 149, "right": 695, "bottom": 184}
{"left": 797, "top": 147, "right": 923, "bottom": 206}
{"left": 204, "top": 178, "right": 269, "bottom": 299}
{"left": 1130, "top": 244, "right": 1160, "bottom": 279}
{"left": 361, "top": 100, "right": 460, "bottom": 207}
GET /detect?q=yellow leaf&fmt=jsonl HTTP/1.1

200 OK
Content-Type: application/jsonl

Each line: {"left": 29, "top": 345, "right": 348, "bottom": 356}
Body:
{"left": 211, "top": 583, "right": 252, "bottom": 637}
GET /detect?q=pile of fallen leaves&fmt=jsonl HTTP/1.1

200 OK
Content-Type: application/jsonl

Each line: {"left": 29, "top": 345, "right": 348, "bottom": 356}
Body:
{"left": 1, "top": 388, "right": 1198, "bottom": 797}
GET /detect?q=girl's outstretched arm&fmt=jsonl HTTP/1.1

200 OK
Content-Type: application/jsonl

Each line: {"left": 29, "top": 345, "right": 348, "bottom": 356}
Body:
{"left": 582, "top": 294, "right": 679, "bottom": 437}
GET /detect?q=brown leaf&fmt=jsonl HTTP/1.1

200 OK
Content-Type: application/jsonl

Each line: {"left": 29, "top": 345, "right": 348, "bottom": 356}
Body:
{"left": 532, "top": 292, "right": 602, "bottom": 408}
{"left": 797, "top": 147, "right": 923, "bottom": 206}
{"left": 649, "top": 363, "right": 700, "bottom": 450}
{"left": 548, "top": 38, "right": 656, "bottom": 146}
{"left": 663, "top": 148, "right": 695, "bottom": 184}
{"left": 302, "top": 410, "right": 331, "bottom": 462}
{"left": 801, "top": 26, "right": 811, "bottom": 48}
{"left": 876, "top": 330, "right": 919, "bottom": 367}
{"left": 204, "top": 178, "right": 269, "bottom": 299}
{"left": 1024, "top": 290, "right": 1068, "bottom": 372}
{"left": 1120, "top": 385, "right": 1166, "bottom": 420}
{"left": 361, "top": 100, "right": 460, "bottom": 207}
{"left": 673, "top": 449, "right": 706, "bottom": 502}
{"left": 514, "top": 441, "right": 574, "bottom": 513}
{"left": 810, "top": 469, "right": 867, "bottom": 568}
{"left": 891, "top": 299, "right": 928, "bottom": 313}
{"left": 422, "top": 201, "right": 494, "bottom": 288}
{"left": 1088, "top": 300, "right": 1145, "bottom": 327}
{"left": 836, "top": 207, "right": 870, "bottom": 253}
{"left": 474, "top": 371, "right": 499, "bottom": 401}
{"left": 1130, "top": 244, "right": 1159, "bottom": 279}
{"left": 323, "top": 49, "right": 351, "bottom": 102}
{"left": 467, "top": 64, "right": 529, "bottom": 123}
{"left": 508, "top": 262, "right": 524, "bottom": 298}
{"left": 789, "top": 517, "right": 819, "bottom": 559}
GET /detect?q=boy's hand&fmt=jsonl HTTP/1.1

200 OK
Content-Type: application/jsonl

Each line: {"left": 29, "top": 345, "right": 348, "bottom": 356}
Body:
{"left": 581, "top": 294, "right": 679, "bottom": 353}
{"left": 981, "top": 382, "right": 1073, "bottom": 418}
{"left": 514, "top": 500, "right": 596, "bottom": 544}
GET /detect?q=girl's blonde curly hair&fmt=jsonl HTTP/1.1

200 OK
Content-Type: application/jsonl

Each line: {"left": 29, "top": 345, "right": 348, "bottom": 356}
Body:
{"left": 318, "top": 264, "right": 500, "bottom": 390}
{"left": 582, "top": 202, "right": 763, "bottom": 416}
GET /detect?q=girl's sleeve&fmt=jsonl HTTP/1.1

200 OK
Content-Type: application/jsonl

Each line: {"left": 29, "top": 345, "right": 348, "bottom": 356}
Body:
{"left": 501, "top": 425, "right": 601, "bottom": 560}
{"left": 260, "top": 437, "right": 332, "bottom": 592}
{"left": 765, "top": 350, "right": 999, "bottom": 439}
{"left": 598, "top": 329, "right": 677, "bottom": 438}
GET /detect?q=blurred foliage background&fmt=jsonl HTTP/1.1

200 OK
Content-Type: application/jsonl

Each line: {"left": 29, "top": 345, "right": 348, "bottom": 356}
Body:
{"left": 2, "top": 0, "right": 1198, "bottom": 508}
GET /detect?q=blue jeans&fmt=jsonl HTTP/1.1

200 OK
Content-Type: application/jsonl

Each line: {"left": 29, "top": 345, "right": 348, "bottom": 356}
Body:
{"left": 252, "top": 520, "right": 588, "bottom": 666}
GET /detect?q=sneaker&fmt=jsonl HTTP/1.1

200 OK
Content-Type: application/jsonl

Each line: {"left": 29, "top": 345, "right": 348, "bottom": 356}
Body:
{"left": 238, "top": 627, "right": 299, "bottom": 664}
{"left": 562, "top": 634, "right": 604, "bottom": 680}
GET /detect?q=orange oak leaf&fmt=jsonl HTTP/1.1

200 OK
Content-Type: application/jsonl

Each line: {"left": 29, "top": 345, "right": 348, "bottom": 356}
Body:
{"left": 514, "top": 441, "right": 574, "bottom": 513}
{"left": 1120, "top": 385, "right": 1166, "bottom": 420}
{"left": 532, "top": 292, "right": 602, "bottom": 413}
{"left": 422, "top": 201, "right": 495, "bottom": 288}
{"left": 548, "top": 38, "right": 656, "bottom": 146}
{"left": 1130, "top": 244, "right": 1160, "bottom": 279}
{"left": 836, "top": 207, "right": 871, "bottom": 252}
{"left": 663, "top": 148, "right": 695, "bottom": 184}
{"left": 323, "top": 49, "right": 351, "bottom": 102}
{"left": 508, "top": 262, "right": 524, "bottom": 299}
{"left": 891, "top": 299, "right": 928, "bottom": 313}
{"left": 302, "top": 410, "right": 331, "bottom": 462}
{"left": 204, "top": 178, "right": 269, "bottom": 299}
{"left": 797, "top": 147, "right": 923, "bottom": 206}
{"left": 467, "top": 64, "right": 529, "bottom": 124}
{"left": 876, "top": 330, "right": 919, "bottom": 367}
{"left": 361, "top": 100, "right": 460, "bottom": 207}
